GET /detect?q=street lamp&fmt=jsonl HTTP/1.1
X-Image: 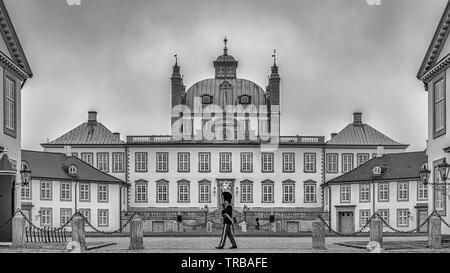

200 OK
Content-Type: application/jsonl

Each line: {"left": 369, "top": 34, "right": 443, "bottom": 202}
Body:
{"left": 437, "top": 158, "right": 450, "bottom": 182}
{"left": 19, "top": 164, "right": 32, "bottom": 186}
{"left": 419, "top": 164, "right": 431, "bottom": 185}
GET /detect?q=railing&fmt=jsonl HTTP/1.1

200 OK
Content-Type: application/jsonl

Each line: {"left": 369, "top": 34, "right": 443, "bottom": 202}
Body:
{"left": 127, "top": 135, "right": 325, "bottom": 144}
{"left": 26, "top": 226, "right": 67, "bottom": 243}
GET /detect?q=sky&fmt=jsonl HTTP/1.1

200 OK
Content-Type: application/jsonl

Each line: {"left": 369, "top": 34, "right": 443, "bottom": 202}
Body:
{"left": 4, "top": 0, "right": 446, "bottom": 151}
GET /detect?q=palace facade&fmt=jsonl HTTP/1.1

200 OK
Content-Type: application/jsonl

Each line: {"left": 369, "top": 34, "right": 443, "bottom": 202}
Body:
{"left": 42, "top": 41, "right": 408, "bottom": 232}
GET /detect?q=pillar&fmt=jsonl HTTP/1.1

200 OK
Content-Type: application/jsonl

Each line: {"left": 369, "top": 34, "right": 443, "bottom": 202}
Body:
{"left": 429, "top": 215, "right": 442, "bottom": 249}
{"left": 12, "top": 213, "right": 26, "bottom": 248}
{"left": 370, "top": 215, "right": 383, "bottom": 248}
{"left": 71, "top": 214, "right": 86, "bottom": 252}
{"left": 129, "top": 216, "right": 144, "bottom": 250}
{"left": 312, "top": 219, "right": 326, "bottom": 250}
{"left": 206, "top": 221, "right": 213, "bottom": 233}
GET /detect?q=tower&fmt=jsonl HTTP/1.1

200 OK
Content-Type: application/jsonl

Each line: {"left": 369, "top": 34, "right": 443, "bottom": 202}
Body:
{"left": 171, "top": 55, "right": 185, "bottom": 128}
{"left": 267, "top": 50, "right": 281, "bottom": 138}
{"left": 213, "top": 37, "right": 238, "bottom": 79}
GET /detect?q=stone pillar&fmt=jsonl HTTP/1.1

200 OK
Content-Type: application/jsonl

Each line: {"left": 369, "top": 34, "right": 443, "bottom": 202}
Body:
{"left": 271, "top": 223, "right": 276, "bottom": 232}
{"left": 12, "top": 213, "right": 26, "bottom": 248}
{"left": 206, "top": 221, "right": 213, "bottom": 233}
{"left": 312, "top": 219, "right": 326, "bottom": 250}
{"left": 370, "top": 215, "right": 383, "bottom": 248}
{"left": 71, "top": 214, "right": 86, "bottom": 252}
{"left": 240, "top": 221, "right": 247, "bottom": 233}
{"left": 129, "top": 216, "right": 144, "bottom": 250}
{"left": 172, "top": 221, "right": 177, "bottom": 232}
{"left": 177, "top": 222, "right": 183, "bottom": 232}
{"left": 429, "top": 215, "right": 442, "bottom": 249}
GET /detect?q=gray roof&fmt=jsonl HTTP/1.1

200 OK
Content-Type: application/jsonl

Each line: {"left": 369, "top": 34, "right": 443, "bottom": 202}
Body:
{"left": 184, "top": 78, "right": 267, "bottom": 110}
{"left": 327, "top": 123, "right": 406, "bottom": 146}
{"left": 44, "top": 122, "right": 124, "bottom": 146}
{"left": 22, "top": 150, "right": 127, "bottom": 185}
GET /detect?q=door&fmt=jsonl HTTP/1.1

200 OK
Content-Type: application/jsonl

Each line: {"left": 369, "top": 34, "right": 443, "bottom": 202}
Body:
{"left": 418, "top": 210, "right": 428, "bottom": 232}
{"left": 0, "top": 175, "right": 13, "bottom": 242}
{"left": 152, "top": 221, "right": 165, "bottom": 232}
{"left": 217, "top": 180, "right": 235, "bottom": 207}
{"left": 339, "top": 212, "right": 354, "bottom": 234}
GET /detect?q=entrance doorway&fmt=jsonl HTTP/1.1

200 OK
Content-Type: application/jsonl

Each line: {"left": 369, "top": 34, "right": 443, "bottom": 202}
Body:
{"left": 0, "top": 175, "right": 14, "bottom": 242}
{"left": 217, "top": 179, "right": 235, "bottom": 207}
{"left": 417, "top": 209, "right": 428, "bottom": 233}
{"left": 338, "top": 211, "right": 354, "bottom": 234}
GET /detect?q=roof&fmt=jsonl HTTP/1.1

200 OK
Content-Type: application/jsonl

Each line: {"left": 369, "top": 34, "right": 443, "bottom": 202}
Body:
{"left": 184, "top": 78, "right": 267, "bottom": 109}
{"left": 324, "top": 151, "right": 427, "bottom": 185}
{"left": 0, "top": 0, "right": 32, "bottom": 78}
{"left": 44, "top": 122, "right": 125, "bottom": 146}
{"left": 327, "top": 123, "right": 406, "bottom": 147}
{"left": 21, "top": 150, "right": 128, "bottom": 185}
{"left": 417, "top": 1, "right": 450, "bottom": 80}
{"left": 0, "top": 153, "right": 15, "bottom": 175}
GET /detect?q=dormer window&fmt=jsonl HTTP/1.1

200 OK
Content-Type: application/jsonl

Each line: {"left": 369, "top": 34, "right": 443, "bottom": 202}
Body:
{"left": 202, "top": 95, "right": 213, "bottom": 105}
{"left": 372, "top": 166, "right": 382, "bottom": 176}
{"left": 68, "top": 165, "right": 78, "bottom": 176}
{"left": 239, "top": 95, "right": 251, "bottom": 105}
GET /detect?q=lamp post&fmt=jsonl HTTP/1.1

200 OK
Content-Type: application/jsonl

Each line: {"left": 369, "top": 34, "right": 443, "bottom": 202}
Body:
{"left": 419, "top": 159, "right": 450, "bottom": 211}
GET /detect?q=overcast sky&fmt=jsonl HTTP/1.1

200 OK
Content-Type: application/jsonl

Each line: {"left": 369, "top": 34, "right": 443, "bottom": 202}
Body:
{"left": 5, "top": 0, "right": 446, "bottom": 151}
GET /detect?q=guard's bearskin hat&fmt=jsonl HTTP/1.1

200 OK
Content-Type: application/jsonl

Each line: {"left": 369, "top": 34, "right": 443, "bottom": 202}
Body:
{"left": 222, "top": 191, "right": 232, "bottom": 203}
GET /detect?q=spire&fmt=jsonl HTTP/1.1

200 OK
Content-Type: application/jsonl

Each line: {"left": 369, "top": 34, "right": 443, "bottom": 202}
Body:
{"left": 172, "top": 54, "right": 181, "bottom": 78}
{"left": 223, "top": 36, "right": 228, "bottom": 56}
{"left": 271, "top": 49, "right": 279, "bottom": 75}
{"left": 174, "top": 54, "right": 178, "bottom": 66}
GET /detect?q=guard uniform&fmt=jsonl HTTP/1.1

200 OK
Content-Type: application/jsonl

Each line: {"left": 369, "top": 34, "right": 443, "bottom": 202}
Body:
{"left": 217, "top": 192, "right": 237, "bottom": 249}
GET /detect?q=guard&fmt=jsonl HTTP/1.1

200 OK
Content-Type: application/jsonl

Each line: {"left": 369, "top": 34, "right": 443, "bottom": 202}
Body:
{"left": 216, "top": 192, "right": 238, "bottom": 249}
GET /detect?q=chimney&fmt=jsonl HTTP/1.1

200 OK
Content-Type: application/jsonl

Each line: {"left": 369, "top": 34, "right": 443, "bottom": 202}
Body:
{"left": 353, "top": 112, "right": 362, "bottom": 126}
{"left": 376, "top": 146, "right": 384, "bottom": 158}
{"left": 63, "top": 146, "right": 72, "bottom": 157}
{"left": 88, "top": 111, "right": 98, "bottom": 124}
{"left": 113, "top": 132, "right": 120, "bottom": 140}
{"left": 331, "top": 133, "right": 337, "bottom": 139}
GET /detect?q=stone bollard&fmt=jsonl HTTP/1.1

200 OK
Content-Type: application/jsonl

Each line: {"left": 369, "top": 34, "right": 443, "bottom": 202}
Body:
{"left": 12, "top": 213, "right": 26, "bottom": 248}
{"left": 271, "top": 222, "right": 276, "bottom": 232}
{"left": 312, "top": 219, "right": 326, "bottom": 250}
{"left": 177, "top": 222, "right": 183, "bottom": 233}
{"left": 429, "top": 215, "right": 442, "bottom": 249}
{"left": 71, "top": 214, "right": 86, "bottom": 252}
{"left": 206, "top": 221, "right": 213, "bottom": 233}
{"left": 129, "top": 216, "right": 144, "bottom": 250}
{"left": 370, "top": 215, "right": 383, "bottom": 248}
{"left": 172, "top": 221, "right": 177, "bottom": 233}
{"left": 240, "top": 221, "right": 247, "bottom": 233}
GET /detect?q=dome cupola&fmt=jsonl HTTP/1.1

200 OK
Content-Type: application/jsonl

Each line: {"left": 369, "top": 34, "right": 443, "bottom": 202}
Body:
{"left": 213, "top": 37, "right": 238, "bottom": 79}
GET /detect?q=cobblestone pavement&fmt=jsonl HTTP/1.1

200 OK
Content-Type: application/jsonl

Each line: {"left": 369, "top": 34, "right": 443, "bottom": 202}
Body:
{"left": 0, "top": 236, "right": 444, "bottom": 253}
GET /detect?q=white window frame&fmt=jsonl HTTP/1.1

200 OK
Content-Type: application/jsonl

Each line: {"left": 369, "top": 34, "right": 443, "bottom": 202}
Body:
{"left": 135, "top": 152, "right": 148, "bottom": 172}
{"left": 178, "top": 153, "right": 190, "bottom": 172}
{"left": 112, "top": 153, "right": 124, "bottom": 173}
{"left": 304, "top": 153, "right": 316, "bottom": 173}
{"left": 98, "top": 184, "right": 108, "bottom": 203}
{"left": 60, "top": 182, "right": 72, "bottom": 201}
{"left": 340, "top": 184, "right": 351, "bottom": 203}
{"left": 79, "top": 183, "right": 90, "bottom": 202}
{"left": 156, "top": 152, "right": 169, "bottom": 172}
{"left": 304, "top": 183, "right": 317, "bottom": 203}
{"left": 220, "top": 153, "right": 232, "bottom": 172}
{"left": 261, "top": 153, "right": 274, "bottom": 173}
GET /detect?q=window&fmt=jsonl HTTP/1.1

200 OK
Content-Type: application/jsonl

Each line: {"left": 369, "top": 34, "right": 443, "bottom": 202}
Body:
{"left": 178, "top": 153, "right": 190, "bottom": 172}
{"left": 418, "top": 182, "right": 428, "bottom": 201}
{"left": 112, "top": 153, "right": 124, "bottom": 173}
{"left": 378, "top": 183, "right": 389, "bottom": 202}
{"left": 60, "top": 182, "right": 72, "bottom": 201}
{"left": 340, "top": 185, "right": 351, "bottom": 203}
{"left": 199, "top": 153, "right": 211, "bottom": 172}
{"left": 21, "top": 182, "right": 31, "bottom": 200}
{"left": 135, "top": 181, "right": 148, "bottom": 203}
{"left": 304, "top": 183, "right": 316, "bottom": 203}
{"left": 4, "top": 75, "right": 16, "bottom": 137}
{"left": 80, "top": 209, "right": 91, "bottom": 223}
{"left": 199, "top": 181, "right": 211, "bottom": 203}
{"left": 342, "top": 154, "right": 354, "bottom": 173}
{"left": 98, "top": 209, "right": 109, "bottom": 227}
{"left": 283, "top": 153, "right": 295, "bottom": 173}
{"left": 326, "top": 153, "right": 338, "bottom": 173}
{"left": 220, "top": 153, "right": 232, "bottom": 172}
{"left": 80, "top": 183, "right": 90, "bottom": 202}
{"left": 397, "top": 209, "right": 409, "bottom": 227}
{"left": 156, "top": 180, "right": 169, "bottom": 203}
{"left": 40, "top": 208, "right": 52, "bottom": 227}
{"left": 156, "top": 153, "right": 169, "bottom": 172}
{"left": 40, "top": 181, "right": 52, "bottom": 200}
{"left": 202, "top": 95, "right": 213, "bottom": 104}
{"left": 433, "top": 77, "right": 446, "bottom": 137}
{"left": 97, "top": 153, "right": 109, "bottom": 172}
{"left": 241, "top": 153, "right": 253, "bottom": 172}
{"left": 240, "top": 181, "right": 253, "bottom": 203}
{"left": 60, "top": 208, "right": 72, "bottom": 226}
{"left": 397, "top": 182, "right": 409, "bottom": 201}
{"left": 360, "top": 210, "right": 371, "bottom": 227}
{"left": 178, "top": 180, "right": 190, "bottom": 203}
{"left": 239, "top": 95, "right": 251, "bottom": 105}
{"left": 283, "top": 182, "right": 295, "bottom": 203}
{"left": 434, "top": 166, "right": 446, "bottom": 214}
{"left": 135, "top": 152, "right": 148, "bottom": 172}
{"left": 304, "top": 153, "right": 316, "bottom": 173}
{"left": 378, "top": 209, "right": 389, "bottom": 224}
{"left": 98, "top": 184, "right": 108, "bottom": 202}
{"left": 262, "top": 181, "right": 274, "bottom": 203}
{"left": 68, "top": 165, "right": 78, "bottom": 176}
{"left": 81, "top": 153, "right": 94, "bottom": 166}
{"left": 360, "top": 184, "right": 370, "bottom": 203}
{"left": 261, "top": 153, "right": 274, "bottom": 172}
{"left": 357, "top": 154, "right": 370, "bottom": 167}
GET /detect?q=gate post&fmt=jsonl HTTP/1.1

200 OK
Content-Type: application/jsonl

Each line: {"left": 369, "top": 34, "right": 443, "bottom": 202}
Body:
{"left": 312, "top": 219, "right": 326, "bottom": 250}
{"left": 71, "top": 213, "right": 86, "bottom": 252}
{"left": 129, "top": 215, "right": 144, "bottom": 250}
{"left": 12, "top": 213, "right": 26, "bottom": 248}
{"left": 370, "top": 215, "right": 383, "bottom": 248}
{"left": 429, "top": 215, "right": 442, "bottom": 249}
{"left": 206, "top": 221, "right": 213, "bottom": 233}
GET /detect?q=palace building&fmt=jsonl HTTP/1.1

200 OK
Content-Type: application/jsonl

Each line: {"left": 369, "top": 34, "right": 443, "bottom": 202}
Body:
{"left": 41, "top": 40, "right": 408, "bottom": 233}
